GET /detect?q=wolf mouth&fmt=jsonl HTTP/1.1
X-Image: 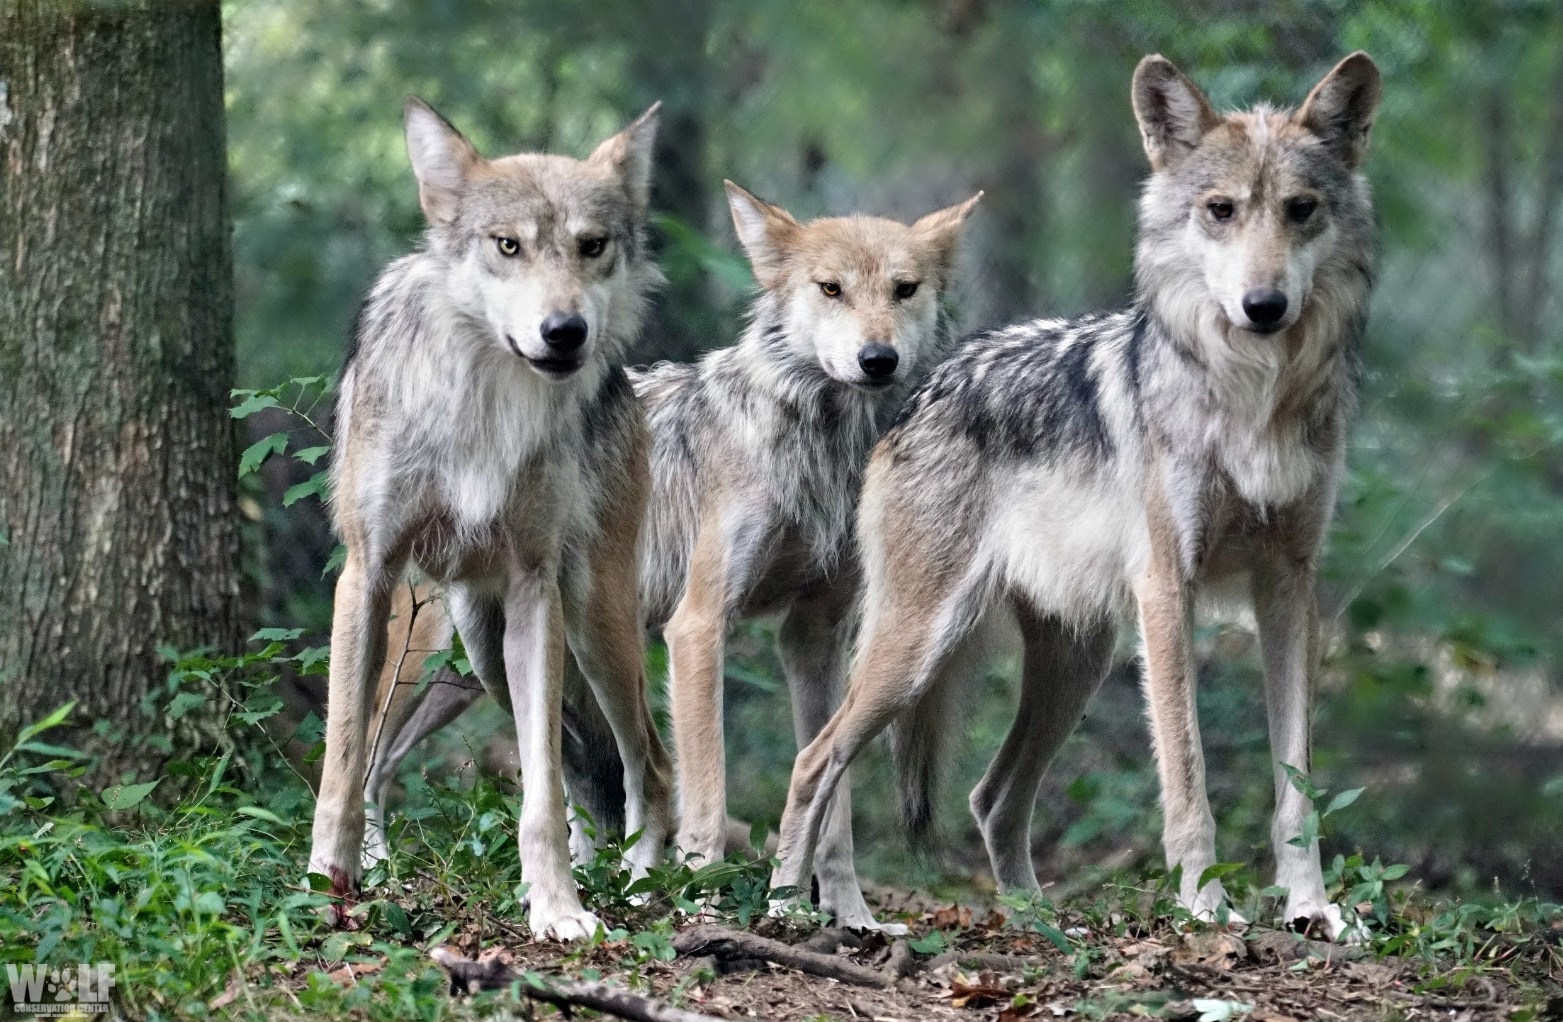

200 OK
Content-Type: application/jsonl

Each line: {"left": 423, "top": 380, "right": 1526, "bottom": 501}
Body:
{"left": 506, "top": 333, "right": 583, "bottom": 377}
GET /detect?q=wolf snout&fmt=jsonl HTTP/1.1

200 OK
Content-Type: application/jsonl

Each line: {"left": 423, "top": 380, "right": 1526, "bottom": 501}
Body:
{"left": 1240, "top": 288, "right": 1288, "bottom": 332}
{"left": 857, "top": 342, "right": 899, "bottom": 381}
{"left": 540, "top": 312, "right": 589, "bottom": 353}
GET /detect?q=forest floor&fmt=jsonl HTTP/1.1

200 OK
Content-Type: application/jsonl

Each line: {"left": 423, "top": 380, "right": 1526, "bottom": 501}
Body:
{"left": 262, "top": 879, "right": 1562, "bottom": 1022}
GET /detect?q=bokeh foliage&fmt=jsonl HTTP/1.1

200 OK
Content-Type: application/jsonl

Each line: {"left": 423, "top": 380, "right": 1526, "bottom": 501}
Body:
{"left": 225, "top": 0, "right": 1563, "bottom": 900}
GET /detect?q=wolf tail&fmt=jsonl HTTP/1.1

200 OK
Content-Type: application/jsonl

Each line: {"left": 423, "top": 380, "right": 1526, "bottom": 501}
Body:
{"left": 886, "top": 628, "right": 992, "bottom": 848}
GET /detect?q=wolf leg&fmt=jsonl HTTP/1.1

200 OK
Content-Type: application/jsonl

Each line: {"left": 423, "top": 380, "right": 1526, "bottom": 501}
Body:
{"left": 971, "top": 604, "right": 1114, "bottom": 892}
{"left": 772, "top": 558, "right": 988, "bottom": 904}
{"left": 777, "top": 584, "right": 903, "bottom": 932}
{"left": 1135, "top": 505, "right": 1231, "bottom": 924}
{"left": 308, "top": 546, "right": 403, "bottom": 915}
{"left": 1253, "top": 552, "right": 1359, "bottom": 941}
{"left": 498, "top": 567, "right": 601, "bottom": 941}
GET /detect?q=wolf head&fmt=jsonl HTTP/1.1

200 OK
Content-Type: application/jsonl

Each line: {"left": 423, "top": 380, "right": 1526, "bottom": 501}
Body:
{"left": 1131, "top": 53, "right": 1381, "bottom": 343}
{"left": 404, "top": 98, "right": 663, "bottom": 381}
{"left": 725, "top": 182, "right": 981, "bottom": 390}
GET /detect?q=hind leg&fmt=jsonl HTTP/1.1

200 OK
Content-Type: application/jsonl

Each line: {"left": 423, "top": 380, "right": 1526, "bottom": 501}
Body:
{"left": 970, "top": 599, "right": 1115, "bottom": 892}
{"left": 559, "top": 656, "right": 630, "bottom": 866}
{"left": 772, "top": 554, "right": 989, "bottom": 901}
{"left": 777, "top": 583, "right": 898, "bottom": 932}
{"left": 363, "top": 586, "right": 473, "bottom": 866}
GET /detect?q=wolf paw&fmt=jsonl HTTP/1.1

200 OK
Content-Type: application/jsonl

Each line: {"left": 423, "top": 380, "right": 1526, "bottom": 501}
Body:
{"left": 530, "top": 908, "right": 603, "bottom": 942}
{"left": 821, "top": 887, "right": 908, "bottom": 935}
{"left": 1287, "top": 899, "right": 1365, "bottom": 943}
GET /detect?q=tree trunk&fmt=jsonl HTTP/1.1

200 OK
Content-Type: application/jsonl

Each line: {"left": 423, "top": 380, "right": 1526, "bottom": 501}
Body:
{"left": 0, "top": 0, "right": 240, "bottom": 781}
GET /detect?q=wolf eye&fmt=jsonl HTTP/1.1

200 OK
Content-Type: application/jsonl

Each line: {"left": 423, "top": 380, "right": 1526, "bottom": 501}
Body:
{"left": 579, "top": 236, "right": 608, "bottom": 258}
{"left": 495, "top": 236, "right": 520, "bottom": 257}
{"left": 894, "top": 281, "right": 919, "bottom": 300}
{"left": 1206, "top": 200, "right": 1235, "bottom": 221}
{"left": 819, "top": 281, "right": 842, "bottom": 298}
{"left": 1285, "top": 197, "right": 1318, "bottom": 224}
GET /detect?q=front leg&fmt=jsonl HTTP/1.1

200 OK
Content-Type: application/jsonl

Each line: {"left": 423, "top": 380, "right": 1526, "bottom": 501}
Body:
{"left": 504, "top": 568, "right": 599, "bottom": 942}
{"left": 1134, "top": 488, "right": 1229, "bottom": 924}
{"left": 1252, "top": 551, "right": 1357, "bottom": 941}
{"left": 309, "top": 546, "right": 403, "bottom": 915}
{"left": 665, "top": 512, "right": 750, "bottom": 869}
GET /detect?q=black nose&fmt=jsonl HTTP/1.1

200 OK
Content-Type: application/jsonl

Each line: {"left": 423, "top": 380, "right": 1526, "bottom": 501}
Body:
{"left": 858, "top": 343, "right": 899, "bottom": 380}
{"left": 1241, "top": 288, "right": 1288, "bottom": 328}
{"left": 540, "top": 312, "right": 588, "bottom": 352}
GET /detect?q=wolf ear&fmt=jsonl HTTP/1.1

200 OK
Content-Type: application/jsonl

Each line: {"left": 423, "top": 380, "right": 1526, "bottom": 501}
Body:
{"left": 590, "top": 102, "right": 661, "bottom": 214}
{"left": 1131, "top": 55, "right": 1220, "bottom": 171}
{"left": 405, "top": 97, "right": 480, "bottom": 226}
{"left": 725, "top": 180, "right": 801, "bottom": 289}
{"left": 1297, "top": 52, "right": 1382, "bottom": 169}
{"left": 912, "top": 191, "right": 982, "bottom": 282}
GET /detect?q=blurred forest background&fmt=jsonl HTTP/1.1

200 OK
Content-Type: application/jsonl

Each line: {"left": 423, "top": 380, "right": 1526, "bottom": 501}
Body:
{"left": 226, "top": 0, "right": 1563, "bottom": 903}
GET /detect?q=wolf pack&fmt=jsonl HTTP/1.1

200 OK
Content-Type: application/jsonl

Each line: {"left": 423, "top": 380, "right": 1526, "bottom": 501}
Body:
{"left": 305, "top": 51, "right": 1385, "bottom": 946}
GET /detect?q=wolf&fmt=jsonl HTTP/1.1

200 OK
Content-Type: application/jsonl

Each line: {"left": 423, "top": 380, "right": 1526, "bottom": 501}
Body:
{"left": 770, "top": 52, "right": 1383, "bottom": 942}
{"left": 357, "top": 181, "right": 980, "bottom": 930}
{"left": 305, "top": 96, "right": 675, "bottom": 942}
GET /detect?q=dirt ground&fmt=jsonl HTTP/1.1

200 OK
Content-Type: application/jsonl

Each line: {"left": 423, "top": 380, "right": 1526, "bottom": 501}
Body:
{"left": 423, "top": 892, "right": 1559, "bottom": 1022}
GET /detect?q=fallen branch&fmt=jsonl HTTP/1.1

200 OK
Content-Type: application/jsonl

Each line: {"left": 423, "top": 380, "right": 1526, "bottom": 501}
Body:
{"left": 430, "top": 946, "right": 721, "bottom": 1022}
{"left": 923, "top": 949, "right": 1045, "bottom": 973}
{"left": 672, "top": 924, "right": 898, "bottom": 989}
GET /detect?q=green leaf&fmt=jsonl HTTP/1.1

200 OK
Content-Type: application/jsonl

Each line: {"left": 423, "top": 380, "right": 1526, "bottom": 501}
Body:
{"left": 238, "top": 432, "right": 288, "bottom": 477}
{"left": 908, "top": 930, "right": 947, "bottom": 953}
{"left": 1197, "top": 862, "right": 1247, "bottom": 890}
{"left": 293, "top": 445, "right": 331, "bottom": 465}
{"left": 236, "top": 805, "right": 286, "bottom": 825}
{"left": 17, "top": 702, "right": 76, "bottom": 745}
{"left": 230, "top": 392, "right": 280, "bottom": 419}
{"left": 101, "top": 779, "right": 159, "bottom": 810}
{"left": 322, "top": 544, "right": 347, "bottom": 578}
{"left": 1323, "top": 787, "right": 1364, "bottom": 816}
{"left": 283, "top": 471, "right": 329, "bottom": 507}
{"left": 1379, "top": 863, "right": 1410, "bottom": 881}
{"left": 251, "top": 627, "right": 305, "bottom": 643}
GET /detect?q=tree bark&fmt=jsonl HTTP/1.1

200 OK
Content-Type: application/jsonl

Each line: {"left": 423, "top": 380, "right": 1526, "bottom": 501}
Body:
{"left": 0, "top": 0, "right": 240, "bottom": 779}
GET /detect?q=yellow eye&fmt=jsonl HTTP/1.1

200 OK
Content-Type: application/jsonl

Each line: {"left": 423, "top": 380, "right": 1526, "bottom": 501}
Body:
{"left": 495, "top": 236, "right": 520, "bottom": 257}
{"left": 579, "top": 236, "right": 607, "bottom": 258}
{"left": 819, "top": 281, "right": 841, "bottom": 298}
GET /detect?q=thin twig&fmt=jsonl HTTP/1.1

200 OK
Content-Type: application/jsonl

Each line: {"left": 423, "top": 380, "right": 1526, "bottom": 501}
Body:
{"left": 430, "top": 947, "right": 722, "bottom": 1022}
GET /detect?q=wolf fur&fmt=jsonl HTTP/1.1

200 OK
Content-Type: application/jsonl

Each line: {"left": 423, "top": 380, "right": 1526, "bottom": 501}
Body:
{"left": 306, "top": 97, "right": 675, "bottom": 942}
{"left": 359, "top": 182, "right": 980, "bottom": 931}
{"left": 770, "top": 53, "right": 1382, "bottom": 942}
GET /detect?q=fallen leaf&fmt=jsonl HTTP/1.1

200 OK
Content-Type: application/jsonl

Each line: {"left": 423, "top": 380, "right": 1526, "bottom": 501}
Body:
{"left": 327, "top": 960, "right": 384, "bottom": 986}
{"left": 208, "top": 971, "right": 243, "bottom": 1010}
{"left": 1173, "top": 931, "right": 1249, "bottom": 969}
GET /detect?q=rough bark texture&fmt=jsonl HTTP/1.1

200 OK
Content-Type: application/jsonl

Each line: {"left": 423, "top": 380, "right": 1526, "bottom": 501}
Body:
{"left": 0, "top": 0, "right": 240, "bottom": 778}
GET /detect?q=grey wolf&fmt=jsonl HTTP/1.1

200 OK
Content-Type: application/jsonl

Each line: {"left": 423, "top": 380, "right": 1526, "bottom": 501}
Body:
{"left": 359, "top": 182, "right": 980, "bottom": 931}
{"left": 306, "top": 97, "right": 675, "bottom": 941}
{"left": 771, "top": 52, "right": 1382, "bottom": 942}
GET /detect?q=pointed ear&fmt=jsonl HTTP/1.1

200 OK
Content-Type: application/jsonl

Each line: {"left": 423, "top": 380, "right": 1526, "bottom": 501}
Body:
{"left": 1131, "top": 55, "right": 1221, "bottom": 171}
{"left": 912, "top": 191, "right": 982, "bottom": 280}
{"left": 589, "top": 102, "right": 660, "bottom": 213}
{"left": 724, "top": 180, "right": 801, "bottom": 288}
{"left": 1296, "top": 52, "right": 1382, "bottom": 169}
{"left": 404, "top": 97, "right": 479, "bottom": 225}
